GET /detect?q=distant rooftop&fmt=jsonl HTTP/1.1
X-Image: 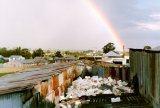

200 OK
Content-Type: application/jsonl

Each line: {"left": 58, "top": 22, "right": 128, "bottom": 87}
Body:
{"left": 9, "top": 55, "right": 24, "bottom": 58}
{"left": 55, "top": 57, "right": 78, "bottom": 60}
{"left": 152, "top": 46, "right": 160, "bottom": 50}
{"left": 0, "top": 55, "right": 4, "bottom": 58}
{"left": 105, "top": 51, "right": 121, "bottom": 57}
{"left": 17, "top": 59, "right": 47, "bottom": 64}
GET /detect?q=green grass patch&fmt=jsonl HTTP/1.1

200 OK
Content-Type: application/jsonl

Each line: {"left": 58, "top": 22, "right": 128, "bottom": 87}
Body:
{"left": 0, "top": 73, "right": 10, "bottom": 77}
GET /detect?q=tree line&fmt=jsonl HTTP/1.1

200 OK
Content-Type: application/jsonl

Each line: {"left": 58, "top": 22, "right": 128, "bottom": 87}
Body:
{"left": 102, "top": 42, "right": 152, "bottom": 53}
{"left": 0, "top": 47, "right": 44, "bottom": 59}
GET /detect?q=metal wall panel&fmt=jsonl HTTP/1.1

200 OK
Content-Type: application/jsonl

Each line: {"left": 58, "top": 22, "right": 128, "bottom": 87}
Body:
{"left": 0, "top": 93, "right": 22, "bottom": 108}
{"left": 130, "top": 49, "right": 160, "bottom": 107}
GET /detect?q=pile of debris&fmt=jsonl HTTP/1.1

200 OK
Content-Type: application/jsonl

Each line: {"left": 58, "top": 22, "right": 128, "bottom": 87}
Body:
{"left": 56, "top": 76, "right": 133, "bottom": 108}
{"left": 65, "top": 76, "right": 133, "bottom": 99}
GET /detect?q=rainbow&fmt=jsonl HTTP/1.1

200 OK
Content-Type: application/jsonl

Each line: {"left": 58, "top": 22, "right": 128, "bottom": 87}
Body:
{"left": 86, "top": 0, "right": 124, "bottom": 51}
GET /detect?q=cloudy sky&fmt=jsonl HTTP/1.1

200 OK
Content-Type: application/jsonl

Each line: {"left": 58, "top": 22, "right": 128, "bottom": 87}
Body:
{"left": 0, "top": 0, "right": 160, "bottom": 50}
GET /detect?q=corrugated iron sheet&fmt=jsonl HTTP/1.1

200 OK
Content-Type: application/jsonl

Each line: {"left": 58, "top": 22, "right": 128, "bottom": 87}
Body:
{"left": 0, "top": 93, "right": 22, "bottom": 108}
{"left": 90, "top": 65, "right": 129, "bottom": 80}
{"left": 130, "top": 48, "right": 160, "bottom": 107}
{"left": 0, "top": 62, "right": 78, "bottom": 95}
{"left": 0, "top": 62, "right": 81, "bottom": 108}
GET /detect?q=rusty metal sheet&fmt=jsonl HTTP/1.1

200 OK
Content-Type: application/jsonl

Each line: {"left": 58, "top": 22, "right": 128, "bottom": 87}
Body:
{"left": 130, "top": 48, "right": 160, "bottom": 107}
{"left": 0, "top": 62, "right": 77, "bottom": 95}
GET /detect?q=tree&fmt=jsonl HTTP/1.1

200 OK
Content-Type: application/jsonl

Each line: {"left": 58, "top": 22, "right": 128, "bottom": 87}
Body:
{"left": 102, "top": 42, "right": 115, "bottom": 53}
{"left": 0, "top": 47, "right": 8, "bottom": 57}
{"left": 55, "top": 51, "right": 63, "bottom": 58}
{"left": 144, "top": 46, "right": 151, "bottom": 50}
{"left": 21, "top": 48, "right": 32, "bottom": 59}
{"left": 11, "top": 47, "right": 32, "bottom": 59}
{"left": 65, "top": 51, "right": 70, "bottom": 55}
{"left": 32, "top": 48, "right": 44, "bottom": 58}
{"left": 13, "top": 47, "right": 21, "bottom": 55}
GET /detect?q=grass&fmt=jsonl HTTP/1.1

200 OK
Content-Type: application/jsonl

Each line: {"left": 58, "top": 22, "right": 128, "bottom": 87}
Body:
{"left": 0, "top": 72, "right": 10, "bottom": 77}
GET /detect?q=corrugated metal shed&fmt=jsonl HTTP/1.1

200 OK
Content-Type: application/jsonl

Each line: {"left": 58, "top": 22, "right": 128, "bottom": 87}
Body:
{"left": 130, "top": 48, "right": 160, "bottom": 108}
{"left": 105, "top": 51, "right": 121, "bottom": 57}
{"left": 0, "top": 62, "right": 80, "bottom": 108}
{"left": 0, "top": 62, "right": 77, "bottom": 95}
{"left": 83, "top": 60, "right": 129, "bottom": 80}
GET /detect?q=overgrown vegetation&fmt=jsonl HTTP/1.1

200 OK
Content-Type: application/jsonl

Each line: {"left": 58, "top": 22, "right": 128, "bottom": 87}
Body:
{"left": 0, "top": 47, "right": 45, "bottom": 59}
{"left": 0, "top": 47, "right": 32, "bottom": 59}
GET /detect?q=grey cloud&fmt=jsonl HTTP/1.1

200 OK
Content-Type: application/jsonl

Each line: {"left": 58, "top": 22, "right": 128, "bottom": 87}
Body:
{"left": 0, "top": 0, "right": 160, "bottom": 50}
{"left": 93, "top": 0, "right": 160, "bottom": 48}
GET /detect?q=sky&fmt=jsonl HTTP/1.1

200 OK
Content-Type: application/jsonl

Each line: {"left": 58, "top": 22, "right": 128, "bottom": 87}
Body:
{"left": 0, "top": 0, "right": 160, "bottom": 51}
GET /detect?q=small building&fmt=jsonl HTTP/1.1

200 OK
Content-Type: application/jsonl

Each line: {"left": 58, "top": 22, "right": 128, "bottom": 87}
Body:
{"left": 17, "top": 59, "right": 48, "bottom": 66}
{"left": 4, "top": 59, "right": 48, "bottom": 68}
{"left": 102, "top": 51, "right": 129, "bottom": 66}
{"left": 3, "top": 60, "right": 23, "bottom": 67}
{"left": 9, "top": 55, "right": 25, "bottom": 61}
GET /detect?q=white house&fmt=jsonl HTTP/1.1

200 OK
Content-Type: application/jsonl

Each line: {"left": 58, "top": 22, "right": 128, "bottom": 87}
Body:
{"left": 9, "top": 55, "right": 25, "bottom": 61}
{"left": 102, "top": 51, "right": 129, "bottom": 66}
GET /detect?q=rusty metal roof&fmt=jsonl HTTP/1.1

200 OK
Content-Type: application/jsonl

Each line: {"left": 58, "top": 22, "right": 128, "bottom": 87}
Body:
{"left": 0, "top": 62, "right": 77, "bottom": 95}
